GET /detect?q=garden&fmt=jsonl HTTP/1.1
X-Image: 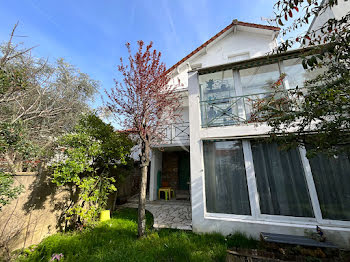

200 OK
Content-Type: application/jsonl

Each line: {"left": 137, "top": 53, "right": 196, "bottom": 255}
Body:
{"left": 14, "top": 208, "right": 350, "bottom": 262}
{"left": 15, "top": 208, "right": 252, "bottom": 262}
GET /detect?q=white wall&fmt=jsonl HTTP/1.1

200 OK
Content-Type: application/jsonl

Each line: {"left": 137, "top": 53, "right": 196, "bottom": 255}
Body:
{"left": 308, "top": 0, "right": 350, "bottom": 38}
{"left": 331, "top": 0, "right": 350, "bottom": 19}
{"left": 192, "top": 30, "right": 274, "bottom": 68}
{"left": 149, "top": 149, "right": 162, "bottom": 201}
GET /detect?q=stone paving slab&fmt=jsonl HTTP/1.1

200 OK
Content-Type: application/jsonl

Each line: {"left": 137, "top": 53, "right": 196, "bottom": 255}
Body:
{"left": 119, "top": 200, "right": 192, "bottom": 231}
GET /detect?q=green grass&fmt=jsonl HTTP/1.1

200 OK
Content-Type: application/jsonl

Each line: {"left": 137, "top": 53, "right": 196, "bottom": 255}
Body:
{"left": 16, "top": 208, "right": 258, "bottom": 262}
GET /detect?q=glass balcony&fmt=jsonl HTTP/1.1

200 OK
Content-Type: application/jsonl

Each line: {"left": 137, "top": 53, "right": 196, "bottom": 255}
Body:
{"left": 198, "top": 57, "right": 320, "bottom": 128}
{"left": 200, "top": 91, "right": 290, "bottom": 127}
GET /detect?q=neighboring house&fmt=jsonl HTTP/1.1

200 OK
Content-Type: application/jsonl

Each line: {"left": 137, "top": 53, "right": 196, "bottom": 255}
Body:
{"left": 307, "top": 0, "right": 350, "bottom": 37}
{"left": 148, "top": 19, "right": 350, "bottom": 247}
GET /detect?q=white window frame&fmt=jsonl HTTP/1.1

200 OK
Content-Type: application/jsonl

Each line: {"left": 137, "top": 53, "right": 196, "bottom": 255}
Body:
{"left": 202, "top": 138, "right": 350, "bottom": 227}
{"left": 227, "top": 52, "right": 250, "bottom": 62}
{"left": 230, "top": 61, "right": 285, "bottom": 124}
{"left": 201, "top": 139, "right": 253, "bottom": 219}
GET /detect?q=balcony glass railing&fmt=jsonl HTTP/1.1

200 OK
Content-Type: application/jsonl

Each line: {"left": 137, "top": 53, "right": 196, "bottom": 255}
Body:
{"left": 197, "top": 56, "right": 324, "bottom": 128}
{"left": 200, "top": 91, "right": 291, "bottom": 127}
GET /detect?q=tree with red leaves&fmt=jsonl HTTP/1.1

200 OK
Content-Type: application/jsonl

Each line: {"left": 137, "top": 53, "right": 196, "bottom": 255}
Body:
{"left": 105, "top": 41, "right": 181, "bottom": 237}
{"left": 253, "top": 0, "right": 350, "bottom": 157}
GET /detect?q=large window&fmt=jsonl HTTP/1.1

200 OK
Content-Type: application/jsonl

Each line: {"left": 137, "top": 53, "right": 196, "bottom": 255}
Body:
{"left": 203, "top": 139, "right": 350, "bottom": 224}
{"left": 199, "top": 63, "right": 284, "bottom": 127}
{"left": 251, "top": 142, "right": 314, "bottom": 217}
{"left": 308, "top": 152, "right": 350, "bottom": 221}
{"left": 203, "top": 140, "right": 251, "bottom": 215}
{"left": 283, "top": 58, "right": 307, "bottom": 90}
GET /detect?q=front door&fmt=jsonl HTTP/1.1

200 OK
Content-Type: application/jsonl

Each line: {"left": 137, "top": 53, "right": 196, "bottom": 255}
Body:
{"left": 178, "top": 152, "right": 190, "bottom": 190}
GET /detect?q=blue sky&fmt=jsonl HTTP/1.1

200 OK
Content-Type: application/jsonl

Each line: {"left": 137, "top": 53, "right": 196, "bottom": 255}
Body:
{"left": 0, "top": 0, "right": 279, "bottom": 108}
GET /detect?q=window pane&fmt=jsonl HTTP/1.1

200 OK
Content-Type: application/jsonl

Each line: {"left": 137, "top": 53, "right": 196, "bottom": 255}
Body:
{"left": 199, "top": 70, "right": 235, "bottom": 101}
{"left": 283, "top": 58, "right": 327, "bottom": 90}
{"left": 308, "top": 152, "right": 350, "bottom": 221}
{"left": 203, "top": 140, "right": 251, "bottom": 215}
{"left": 239, "top": 63, "right": 281, "bottom": 96}
{"left": 199, "top": 70, "right": 239, "bottom": 127}
{"left": 239, "top": 64, "right": 281, "bottom": 121}
{"left": 228, "top": 53, "right": 249, "bottom": 63}
{"left": 251, "top": 142, "right": 314, "bottom": 217}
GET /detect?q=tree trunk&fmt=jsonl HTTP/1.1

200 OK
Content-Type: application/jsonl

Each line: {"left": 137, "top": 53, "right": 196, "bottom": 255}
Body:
{"left": 4, "top": 151, "right": 16, "bottom": 173}
{"left": 138, "top": 137, "right": 150, "bottom": 238}
{"left": 138, "top": 163, "right": 148, "bottom": 237}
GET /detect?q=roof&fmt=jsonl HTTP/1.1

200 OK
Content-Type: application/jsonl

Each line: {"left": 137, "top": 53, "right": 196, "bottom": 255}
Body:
{"left": 167, "top": 20, "right": 280, "bottom": 74}
{"left": 196, "top": 45, "right": 320, "bottom": 75}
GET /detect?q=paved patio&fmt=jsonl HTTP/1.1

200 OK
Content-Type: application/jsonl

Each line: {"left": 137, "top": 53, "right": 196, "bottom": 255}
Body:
{"left": 119, "top": 198, "right": 192, "bottom": 230}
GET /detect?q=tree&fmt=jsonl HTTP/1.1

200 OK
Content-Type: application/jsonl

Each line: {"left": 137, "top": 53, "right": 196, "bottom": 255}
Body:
{"left": 0, "top": 23, "right": 101, "bottom": 239}
{"left": 254, "top": 0, "right": 350, "bottom": 156}
{"left": 0, "top": 24, "right": 99, "bottom": 172}
{"left": 51, "top": 113, "right": 133, "bottom": 226}
{"left": 105, "top": 41, "right": 181, "bottom": 237}
{"left": 0, "top": 172, "right": 23, "bottom": 210}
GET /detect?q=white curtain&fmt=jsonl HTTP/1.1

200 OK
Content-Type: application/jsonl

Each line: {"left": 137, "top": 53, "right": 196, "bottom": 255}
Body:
{"left": 308, "top": 152, "right": 350, "bottom": 221}
{"left": 203, "top": 140, "right": 251, "bottom": 215}
{"left": 251, "top": 142, "right": 314, "bottom": 217}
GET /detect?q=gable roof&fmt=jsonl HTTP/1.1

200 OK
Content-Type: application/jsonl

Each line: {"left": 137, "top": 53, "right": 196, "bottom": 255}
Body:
{"left": 167, "top": 20, "right": 280, "bottom": 74}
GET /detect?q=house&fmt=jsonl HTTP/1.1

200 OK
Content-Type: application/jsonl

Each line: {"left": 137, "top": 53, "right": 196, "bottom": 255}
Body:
{"left": 307, "top": 0, "right": 350, "bottom": 38}
{"left": 148, "top": 19, "right": 350, "bottom": 248}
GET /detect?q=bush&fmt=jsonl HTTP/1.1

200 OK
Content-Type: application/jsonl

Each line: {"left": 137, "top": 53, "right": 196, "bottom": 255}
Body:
{"left": 0, "top": 171, "right": 23, "bottom": 210}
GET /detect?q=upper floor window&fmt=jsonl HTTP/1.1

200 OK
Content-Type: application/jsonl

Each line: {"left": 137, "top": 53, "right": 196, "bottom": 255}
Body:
{"left": 228, "top": 52, "right": 249, "bottom": 63}
{"left": 199, "top": 56, "right": 319, "bottom": 127}
{"left": 283, "top": 58, "right": 306, "bottom": 90}
{"left": 199, "top": 70, "right": 235, "bottom": 101}
{"left": 239, "top": 63, "right": 281, "bottom": 96}
{"left": 283, "top": 58, "right": 326, "bottom": 90}
{"left": 199, "top": 70, "right": 237, "bottom": 127}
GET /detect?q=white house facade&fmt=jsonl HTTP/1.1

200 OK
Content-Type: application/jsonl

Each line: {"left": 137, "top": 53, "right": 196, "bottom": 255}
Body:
{"left": 148, "top": 20, "right": 350, "bottom": 248}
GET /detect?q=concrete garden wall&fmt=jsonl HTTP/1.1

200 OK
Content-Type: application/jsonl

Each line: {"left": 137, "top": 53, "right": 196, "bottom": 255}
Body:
{"left": 0, "top": 172, "right": 70, "bottom": 252}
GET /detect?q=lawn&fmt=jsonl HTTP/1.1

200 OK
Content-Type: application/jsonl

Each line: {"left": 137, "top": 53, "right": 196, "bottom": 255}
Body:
{"left": 16, "top": 208, "right": 257, "bottom": 262}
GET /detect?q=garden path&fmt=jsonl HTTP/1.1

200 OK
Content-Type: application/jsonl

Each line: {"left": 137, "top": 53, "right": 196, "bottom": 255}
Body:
{"left": 119, "top": 197, "right": 192, "bottom": 230}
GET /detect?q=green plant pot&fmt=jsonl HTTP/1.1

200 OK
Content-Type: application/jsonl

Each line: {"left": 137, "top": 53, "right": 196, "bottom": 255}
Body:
{"left": 100, "top": 210, "right": 111, "bottom": 222}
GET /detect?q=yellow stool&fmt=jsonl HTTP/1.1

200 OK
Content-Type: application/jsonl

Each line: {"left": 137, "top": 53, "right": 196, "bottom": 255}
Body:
{"left": 100, "top": 210, "right": 110, "bottom": 222}
{"left": 169, "top": 188, "right": 175, "bottom": 199}
{"left": 158, "top": 187, "right": 175, "bottom": 200}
